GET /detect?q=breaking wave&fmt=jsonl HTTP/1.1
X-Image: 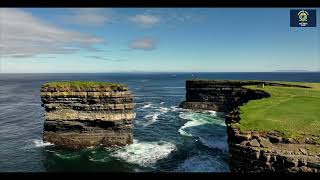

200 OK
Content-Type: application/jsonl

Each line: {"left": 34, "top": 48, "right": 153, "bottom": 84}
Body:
{"left": 142, "top": 103, "right": 153, "bottom": 109}
{"left": 111, "top": 140, "right": 176, "bottom": 167}
{"left": 142, "top": 106, "right": 171, "bottom": 126}
{"left": 178, "top": 111, "right": 228, "bottom": 151}
{"left": 33, "top": 139, "right": 54, "bottom": 148}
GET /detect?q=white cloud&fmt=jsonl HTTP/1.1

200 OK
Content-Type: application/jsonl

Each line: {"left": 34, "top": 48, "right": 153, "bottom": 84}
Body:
{"left": 63, "top": 8, "right": 113, "bottom": 26}
{"left": 85, "top": 55, "right": 126, "bottom": 61}
{"left": 0, "top": 8, "right": 104, "bottom": 58}
{"left": 134, "top": 9, "right": 206, "bottom": 26}
{"left": 129, "top": 14, "right": 160, "bottom": 28}
{"left": 128, "top": 37, "right": 158, "bottom": 50}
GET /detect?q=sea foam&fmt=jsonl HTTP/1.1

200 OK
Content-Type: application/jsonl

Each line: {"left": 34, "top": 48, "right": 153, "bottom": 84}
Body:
{"left": 178, "top": 111, "right": 228, "bottom": 151}
{"left": 111, "top": 139, "right": 176, "bottom": 167}
{"left": 33, "top": 139, "right": 54, "bottom": 147}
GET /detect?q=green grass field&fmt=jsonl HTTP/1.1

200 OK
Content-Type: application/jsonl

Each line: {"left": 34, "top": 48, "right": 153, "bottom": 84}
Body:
{"left": 42, "top": 81, "right": 124, "bottom": 89}
{"left": 239, "top": 82, "right": 320, "bottom": 139}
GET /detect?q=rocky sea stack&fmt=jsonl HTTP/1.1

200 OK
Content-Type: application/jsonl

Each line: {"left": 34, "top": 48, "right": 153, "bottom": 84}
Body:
{"left": 40, "top": 81, "right": 135, "bottom": 149}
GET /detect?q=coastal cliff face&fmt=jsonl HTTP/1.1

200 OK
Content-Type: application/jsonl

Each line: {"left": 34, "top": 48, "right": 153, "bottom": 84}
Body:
{"left": 179, "top": 80, "right": 270, "bottom": 112}
{"left": 227, "top": 109, "right": 320, "bottom": 173}
{"left": 180, "top": 80, "right": 320, "bottom": 173}
{"left": 40, "top": 83, "right": 135, "bottom": 149}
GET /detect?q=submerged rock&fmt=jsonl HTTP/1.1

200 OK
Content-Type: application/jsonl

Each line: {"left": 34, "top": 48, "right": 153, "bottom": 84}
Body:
{"left": 40, "top": 81, "right": 135, "bottom": 149}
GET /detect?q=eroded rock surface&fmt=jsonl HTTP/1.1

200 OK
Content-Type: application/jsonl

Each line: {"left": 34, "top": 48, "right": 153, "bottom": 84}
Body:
{"left": 40, "top": 83, "right": 135, "bottom": 149}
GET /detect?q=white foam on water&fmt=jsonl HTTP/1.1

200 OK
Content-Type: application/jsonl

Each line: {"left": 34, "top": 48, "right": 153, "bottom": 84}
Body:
{"left": 159, "top": 107, "right": 169, "bottom": 113}
{"left": 178, "top": 112, "right": 204, "bottom": 137}
{"left": 142, "top": 104, "right": 152, "bottom": 109}
{"left": 53, "top": 152, "right": 81, "bottom": 159}
{"left": 160, "top": 102, "right": 165, "bottom": 105}
{"left": 111, "top": 139, "right": 176, "bottom": 167}
{"left": 143, "top": 106, "right": 170, "bottom": 126}
{"left": 170, "top": 106, "right": 185, "bottom": 112}
{"left": 178, "top": 111, "right": 228, "bottom": 151}
{"left": 175, "top": 154, "right": 229, "bottom": 172}
{"left": 178, "top": 112, "right": 211, "bottom": 136}
{"left": 144, "top": 112, "right": 161, "bottom": 125}
{"left": 33, "top": 139, "right": 54, "bottom": 147}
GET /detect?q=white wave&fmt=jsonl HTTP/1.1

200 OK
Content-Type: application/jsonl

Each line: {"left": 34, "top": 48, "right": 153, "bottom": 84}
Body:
{"left": 33, "top": 139, "right": 54, "bottom": 147}
{"left": 144, "top": 112, "right": 161, "bottom": 125}
{"left": 178, "top": 112, "right": 203, "bottom": 136}
{"left": 159, "top": 107, "right": 169, "bottom": 113}
{"left": 170, "top": 106, "right": 184, "bottom": 112}
{"left": 178, "top": 111, "right": 226, "bottom": 133}
{"left": 143, "top": 106, "right": 170, "bottom": 126}
{"left": 178, "top": 111, "right": 228, "bottom": 151}
{"left": 160, "top": 102, "right": 165, "bottom": 105}
{"left": 207, "top": 110, "right": 226, "bottom": 118}
{"left": 142, "top": 103, "right": 153, "bottom": 109}
{"left": 175, "top": 154, "right": 229, "bottom": 172}
{"left": 178, "top": 117, "right": 204, "bottom": 137}
{"left": 53, "top": 152, "right": 81, "bottom": 159}
{"left": 111, "top": 139, "right": 176, "bottom": 167}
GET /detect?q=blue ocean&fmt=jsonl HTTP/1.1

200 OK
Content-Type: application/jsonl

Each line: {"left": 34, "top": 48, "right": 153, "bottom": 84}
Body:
{"left": 0, "top": 72, "right": 319, "bottom": 172}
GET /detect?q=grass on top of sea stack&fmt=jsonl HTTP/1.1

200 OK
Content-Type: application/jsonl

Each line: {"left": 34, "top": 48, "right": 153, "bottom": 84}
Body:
{"left": 239, "top": 81, "right": 320, "bottom": 141}
{"left": 42, "top": 81, "right": 126, "bottom": 91}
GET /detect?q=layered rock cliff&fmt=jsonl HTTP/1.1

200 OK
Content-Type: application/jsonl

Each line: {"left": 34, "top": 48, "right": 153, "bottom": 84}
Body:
{"left": 40, "top": 82, "right": 135, "bottom": 149}
{"left": 180, "top": 80, "right": 319, "bottom": 173}
{"left": 179, "top": 80, "right": 271, "bottom": 112}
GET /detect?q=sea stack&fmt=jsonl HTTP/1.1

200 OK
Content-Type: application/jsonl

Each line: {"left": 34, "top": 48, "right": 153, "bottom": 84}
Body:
{"left": 40, "top": 81, "right": 135, "bottom": 149}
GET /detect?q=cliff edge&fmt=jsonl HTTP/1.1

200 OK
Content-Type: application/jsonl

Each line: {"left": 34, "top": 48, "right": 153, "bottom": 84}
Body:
{"left": 180, "top": 80, "right": 320, "bottom": 172}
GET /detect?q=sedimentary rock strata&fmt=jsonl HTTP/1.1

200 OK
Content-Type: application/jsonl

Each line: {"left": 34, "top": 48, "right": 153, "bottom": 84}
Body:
{"left": 40, "top": 82, "right": 135, "bottom": 149}
{"left": 179, "top": 80, "right": 270, "bottom": 112}
{"left": 227, "top": 109, "right": 320, "bottom": 173}
{"left": 180, "top": 80, "right": 319, "bottom": 172}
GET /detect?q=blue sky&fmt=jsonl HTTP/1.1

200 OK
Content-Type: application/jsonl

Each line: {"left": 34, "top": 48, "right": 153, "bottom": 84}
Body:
{"left": 0, "top": 8, "right": 319, "bottom": 73}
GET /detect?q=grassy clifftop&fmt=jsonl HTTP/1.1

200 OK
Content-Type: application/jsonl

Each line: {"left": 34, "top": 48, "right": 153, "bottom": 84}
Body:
{"left": 42, "top": 81, "right": 126, "bottom": 91}
{"left": 240, "top": 81, "right": 320, "bottom": 141}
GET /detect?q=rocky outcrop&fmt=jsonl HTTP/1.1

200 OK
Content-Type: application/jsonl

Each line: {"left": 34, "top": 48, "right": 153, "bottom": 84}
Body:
{"left": 40, "top": 82, "right": 135, "bottom": 149}
{"left": 180, "top": 80, "right": 319, "bottom": 173}
{"left": 227, "top": 109, "right": 320, "bottom": 173}
{"left": 179, "top": 80, "right": 271, "bottom": 112}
